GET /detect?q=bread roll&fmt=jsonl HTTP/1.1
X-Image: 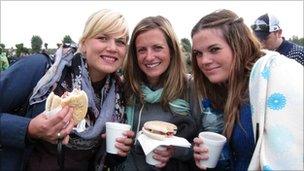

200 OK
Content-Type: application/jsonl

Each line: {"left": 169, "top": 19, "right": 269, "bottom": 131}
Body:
{"left": 45, "top": 89, "right": 88, "bottom": 124}
{"left": 142, "top": 121, "right": 177, "bottom": 140}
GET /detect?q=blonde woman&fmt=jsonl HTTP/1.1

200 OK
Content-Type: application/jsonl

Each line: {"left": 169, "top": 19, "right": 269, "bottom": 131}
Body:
{"left": 0, "top": 9, "right": 134, "bottom": 170}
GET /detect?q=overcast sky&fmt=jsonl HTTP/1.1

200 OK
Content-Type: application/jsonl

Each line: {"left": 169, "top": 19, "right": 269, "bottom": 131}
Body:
{"left": 1, "top": 1, "right": 303, "bottom": 48}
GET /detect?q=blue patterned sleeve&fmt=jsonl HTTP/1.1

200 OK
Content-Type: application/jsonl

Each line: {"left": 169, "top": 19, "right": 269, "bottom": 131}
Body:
{"left": 200, "top": 99, "right": 224, "bottom": 134}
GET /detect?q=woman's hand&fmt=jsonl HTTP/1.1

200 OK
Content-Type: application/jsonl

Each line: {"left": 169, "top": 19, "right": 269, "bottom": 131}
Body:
{"left": 27, "top": 106, "right": 74, "bottom": 144}
{"left": 115, "top": 130, "right": 135, "bottom": 157}
{"left": 154, "top": 146, "right": 174, "bottom": 168}
{"left": 193, "top": 137, "right": 209, "bottom": 170}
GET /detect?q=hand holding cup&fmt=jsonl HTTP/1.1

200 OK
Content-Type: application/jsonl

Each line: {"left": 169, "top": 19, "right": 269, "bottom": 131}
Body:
{"left": 115, "top": 130, "right": 135, "bottom": 157}
{"left": 194, "top": 132, "right": 226, "bottom": 169}
{"left": 106, "top": 122, "right": 132, "bottom": 154}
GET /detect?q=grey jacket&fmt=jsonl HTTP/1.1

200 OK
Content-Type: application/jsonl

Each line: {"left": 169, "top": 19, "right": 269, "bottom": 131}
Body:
{"left": 114, "top": 76, "right": 201, "bottom": 171}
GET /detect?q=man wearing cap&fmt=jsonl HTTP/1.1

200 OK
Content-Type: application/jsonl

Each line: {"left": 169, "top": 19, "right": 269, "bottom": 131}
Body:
{"left": 251, "top": 13, "right": 304, "bottom": 65}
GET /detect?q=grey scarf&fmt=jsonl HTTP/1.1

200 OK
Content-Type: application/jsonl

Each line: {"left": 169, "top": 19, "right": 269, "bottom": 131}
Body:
{"left": 29, "top": 46, "right": 125, "bottom": 150}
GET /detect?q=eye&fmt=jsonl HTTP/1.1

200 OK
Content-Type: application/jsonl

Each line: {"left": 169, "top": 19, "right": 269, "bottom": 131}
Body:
{"left": 192, "top": 50, "right": 202, "bottom": 58}
{"left": 153, "top": 45, "right": 163, "bottom": 52}
{"left": 137, "top": 47, "right": 146, "bottom": 54}
{"left": 97, "top": 36, "right": 108, "bottom": 42}
{"left": 115, "top": 39, "right": 126, "bottom": 47}
{"left": 210, "top": 47, "right": 221, "bottom": 53}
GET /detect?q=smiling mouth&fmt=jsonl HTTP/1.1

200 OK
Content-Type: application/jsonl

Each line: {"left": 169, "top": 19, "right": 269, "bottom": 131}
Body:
{"left": 101, "top": 56, "right": 117, "bottom": 63}
{"left": 204, "top": 67, "right": 219, "bottom": 73}
{"left": 145, "top": 62, "right": 161, "bottom": 68}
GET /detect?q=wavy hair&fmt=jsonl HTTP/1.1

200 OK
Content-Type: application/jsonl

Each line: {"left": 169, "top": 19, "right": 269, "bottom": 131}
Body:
{"left": 124, "top": 16, "right": 187, "bottom": 109}
{"left": 191, "top": 9, "right": 264, "bottom": 140}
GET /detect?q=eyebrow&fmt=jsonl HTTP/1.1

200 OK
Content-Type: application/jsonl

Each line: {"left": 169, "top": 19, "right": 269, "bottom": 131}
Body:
{"left": 115, "top": 37, "right": 127, "bottom": 41}
{"left": 208, "top": 44, "right": 219, "bottom": 48}
{"left": 192, "top": 43, "right": 219, "bottom": 52}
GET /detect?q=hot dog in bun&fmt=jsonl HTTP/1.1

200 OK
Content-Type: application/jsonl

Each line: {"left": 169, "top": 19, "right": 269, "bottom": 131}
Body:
{"left": 142, "top": 121, "right": 177, "bottom": 140}
{"left": 45, "top": 89, "right": 88, "bottom": 124}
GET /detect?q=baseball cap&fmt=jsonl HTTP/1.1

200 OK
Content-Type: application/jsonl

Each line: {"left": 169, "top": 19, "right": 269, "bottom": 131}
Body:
{"left": 251, "top": 13, "right": 281, "bottom": 41}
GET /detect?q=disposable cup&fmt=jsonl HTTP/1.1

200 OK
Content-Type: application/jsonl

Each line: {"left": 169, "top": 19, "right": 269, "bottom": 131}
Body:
{"left": 106, "top": 122, "right": 131, "bottom": 154}
{"left": 146, "top": 146, "right": 166, "bottom": 166}
{"left": 199, "top": 131, "right": 226, "bottom": 168}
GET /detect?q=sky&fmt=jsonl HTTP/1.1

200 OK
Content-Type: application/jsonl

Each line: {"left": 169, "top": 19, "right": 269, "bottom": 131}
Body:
{"left": 1, "top": 1, "right": 303, "bottom": 49}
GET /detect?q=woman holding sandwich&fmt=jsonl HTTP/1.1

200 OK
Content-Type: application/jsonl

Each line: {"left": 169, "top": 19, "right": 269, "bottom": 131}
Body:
{"left": 115, "top": 15, "right": 201, "bottom": 170}
{"left": 0, "top": 9, "right": 134, "bottom": 171}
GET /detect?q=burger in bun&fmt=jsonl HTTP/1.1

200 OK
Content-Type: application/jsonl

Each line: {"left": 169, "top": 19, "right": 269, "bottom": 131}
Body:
{"left": 45, "top": 89, "right": 88, "bottom": 125}
{"left": 142, "top": 121, "right": 177, "bottom": 140}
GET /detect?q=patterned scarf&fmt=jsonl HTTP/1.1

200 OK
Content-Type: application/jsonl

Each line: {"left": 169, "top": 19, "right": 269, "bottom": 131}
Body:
{"left": 29, "top": 46, "right": 125, "bottom": 150}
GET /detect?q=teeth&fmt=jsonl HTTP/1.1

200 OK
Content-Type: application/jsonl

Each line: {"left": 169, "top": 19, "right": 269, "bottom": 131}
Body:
{"left": 103, "top": 56, "right": 116, "bottom": 62}
{"left": 146, "top": 62, "right": 160, "bottom": 68}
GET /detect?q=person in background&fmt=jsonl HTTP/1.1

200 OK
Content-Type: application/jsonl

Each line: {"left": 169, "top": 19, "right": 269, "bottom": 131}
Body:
{"left": 0, "top": 9, "right": 134, "bottom": 171}
{"left": 191, "top": 9, "right": 303, "bottom": 170}
{"left": 251, "top": 13, "right": 304, "bottom": 65}
{"left": 116, "top": 15, "right": 200, "bottom": 170}
{"left": 0, "top": 47, "right": 9, "bottom": 71}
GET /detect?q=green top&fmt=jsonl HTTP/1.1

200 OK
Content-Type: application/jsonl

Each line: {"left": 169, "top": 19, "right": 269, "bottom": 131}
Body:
{"left": 0, "top": 52, "right": 9, "bottom": 71}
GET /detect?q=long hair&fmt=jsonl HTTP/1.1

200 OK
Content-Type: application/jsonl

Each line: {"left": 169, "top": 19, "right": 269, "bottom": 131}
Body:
{"left": 191, "top": 9, "right": 263, "bottom": 140}
{"left": 124, "top": 16, "right": 187, "bottom": 108}
{"left": 78, "top": 9, "right": 129, "bottom": 53}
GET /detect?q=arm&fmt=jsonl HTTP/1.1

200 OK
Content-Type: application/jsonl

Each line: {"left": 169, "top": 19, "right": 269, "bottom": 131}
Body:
{"left": 161, "top": 77, "right": 202, "bottom": 163}
{"left": 0, "top": 54, "right": 51, "bottom": 148}
{"left": 249, "top": 51, "right": 303, "bottom": 170}
{"left": 170, "top": 113, "right": 197, "bottom": 162}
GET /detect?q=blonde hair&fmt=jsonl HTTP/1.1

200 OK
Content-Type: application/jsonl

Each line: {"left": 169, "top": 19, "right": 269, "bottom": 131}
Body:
{"left": 124, "top": 16, "right": 187, "bottom": 109}
{"left": 191, "top": 9, "right": 263, "bottom": 140}
{"left": 78, "top": 9, "right": 129, "bottom": 52}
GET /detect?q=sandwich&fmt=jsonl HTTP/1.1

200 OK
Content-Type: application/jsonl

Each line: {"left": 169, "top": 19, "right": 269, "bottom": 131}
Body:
{"left": 142, "top": 121, "right": 177, "bottom": 140}
{"left": 45, "top": 89, "right": 88, "bottom": 125}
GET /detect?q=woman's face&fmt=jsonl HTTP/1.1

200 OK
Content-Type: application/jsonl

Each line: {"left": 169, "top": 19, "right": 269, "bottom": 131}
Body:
{"left": 135, "top": 29, "right": 171, "bottom": 86}
{"left": 192, "top": 28, "right": 233, "bottom": 84}
{"left": 82, "top": 33, "right": 127, "bottom": 82}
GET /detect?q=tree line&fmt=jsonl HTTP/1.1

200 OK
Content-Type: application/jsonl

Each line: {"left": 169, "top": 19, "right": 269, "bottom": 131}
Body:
{"left": 1, "top": 34, "right": 303, "bottom": 73}
{"left": 0, "top": 35, "right": 74, "bottom": 58}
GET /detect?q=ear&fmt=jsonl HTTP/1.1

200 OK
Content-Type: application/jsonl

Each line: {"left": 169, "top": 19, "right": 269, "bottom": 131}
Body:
{"left": 80, "top": 41, "right": 87, "bottom": 54}
{"left": 276, "top": 30, "right": 283, "bottom": 38}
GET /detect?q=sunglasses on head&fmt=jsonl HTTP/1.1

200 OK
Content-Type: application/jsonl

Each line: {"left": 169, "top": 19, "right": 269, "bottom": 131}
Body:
{"left": 251, "top": 24, "right": 269, "bottom": 32}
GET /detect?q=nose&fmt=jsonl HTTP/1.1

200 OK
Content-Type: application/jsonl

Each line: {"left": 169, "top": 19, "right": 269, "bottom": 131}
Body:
{"left": 144, "top": 49, "right": 154, "bottom": 61}
{"left": 106, "top": 39, "right": 118, "bottom": 52}
{"left": 197, "top": 53, "right": 212, "bottom": 66}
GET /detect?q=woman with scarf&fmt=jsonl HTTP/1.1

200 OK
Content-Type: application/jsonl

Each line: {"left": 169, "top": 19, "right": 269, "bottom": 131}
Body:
{"left": 115, "top": 16, "right": 201, "bottom": 171}
{"left": 191, "top": 9, "right": 303, "bottom": 170}
{"left": 0, "top": 9, "right": 134, "bottom": 171}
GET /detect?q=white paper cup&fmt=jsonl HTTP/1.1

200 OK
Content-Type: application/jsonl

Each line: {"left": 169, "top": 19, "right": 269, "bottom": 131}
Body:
{"left": 199, "top": 131, "right": 227, "bottom": 168}
{"left": 106, "top": 122, "right": 131, "bottom": 154}
{"left": 146, "top": 146, "right": 166, "bottom": 166}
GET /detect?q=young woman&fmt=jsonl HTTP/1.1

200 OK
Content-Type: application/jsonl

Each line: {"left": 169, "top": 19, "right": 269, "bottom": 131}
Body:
{"left": 116, "top": 16, "right": 200, "bottom": 170}
{"left": 191, "top": 9, "right": 303, "bottom": 170}
{"left": 0, "top": 9, "right": 134, "bottom": 170}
